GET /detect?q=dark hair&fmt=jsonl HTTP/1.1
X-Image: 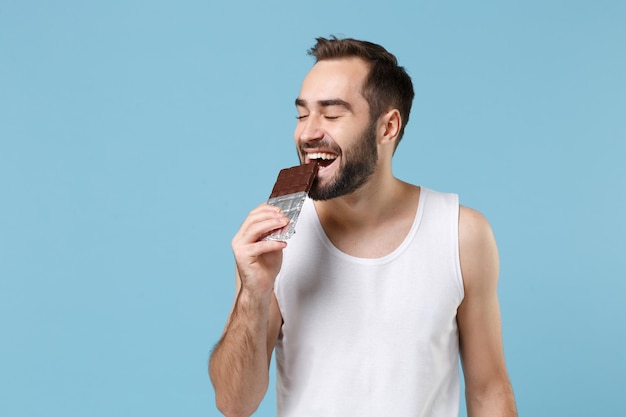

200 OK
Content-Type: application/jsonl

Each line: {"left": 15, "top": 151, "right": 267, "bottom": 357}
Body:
{"left": 308, "top": 36, "right": 415, "bottom": 147}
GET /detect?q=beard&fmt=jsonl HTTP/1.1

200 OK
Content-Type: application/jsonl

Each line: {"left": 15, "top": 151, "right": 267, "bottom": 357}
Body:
{"left": 303, "top": 120, "right": 378, "bottom": 201}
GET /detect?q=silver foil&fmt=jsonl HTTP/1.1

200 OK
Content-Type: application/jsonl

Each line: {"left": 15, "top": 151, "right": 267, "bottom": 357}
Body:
{"left": 265, "top": 191, "right": 308, "bottom": 241}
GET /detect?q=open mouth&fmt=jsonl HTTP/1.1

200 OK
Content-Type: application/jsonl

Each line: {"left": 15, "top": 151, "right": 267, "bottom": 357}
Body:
{"left": 307, "top": 152, "right": 338, "bottom": 168}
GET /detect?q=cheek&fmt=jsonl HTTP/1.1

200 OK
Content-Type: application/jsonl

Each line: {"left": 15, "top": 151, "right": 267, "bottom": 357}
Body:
{"left": 294, "top": 124, "right": 310, "bottom": 145}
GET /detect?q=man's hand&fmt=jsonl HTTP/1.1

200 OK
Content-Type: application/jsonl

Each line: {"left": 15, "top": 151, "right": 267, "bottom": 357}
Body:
{"left": 231, "top": 203, "right": 290, "bottom": 297}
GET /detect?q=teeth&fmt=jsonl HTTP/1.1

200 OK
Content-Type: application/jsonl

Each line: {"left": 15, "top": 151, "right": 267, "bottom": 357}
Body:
{"left": 309, "top": 152, "right": 337, "bottom": 161}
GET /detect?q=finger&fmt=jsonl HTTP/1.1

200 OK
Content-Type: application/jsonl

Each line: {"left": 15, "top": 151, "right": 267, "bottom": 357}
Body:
{"left": 234, "top": 215, "right": 289, "bottom": 244}
{"left": 245, "top": 204, "right": 286, "bottom": 226}
{"left": 233, "top": 237, "right": 287, "bottom": 266}
{"left": 234, "top": 206, "right": 289, "bottom": 244}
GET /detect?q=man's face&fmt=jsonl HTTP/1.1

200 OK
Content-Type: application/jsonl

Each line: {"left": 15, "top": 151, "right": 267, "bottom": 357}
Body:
{"left": 294, "top": 58, "right": 379, "bottom": 201}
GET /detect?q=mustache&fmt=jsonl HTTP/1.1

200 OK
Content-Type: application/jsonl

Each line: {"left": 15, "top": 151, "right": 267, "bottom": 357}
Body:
{"left": 301, "top": 140, "right": 342, "bottom": 154}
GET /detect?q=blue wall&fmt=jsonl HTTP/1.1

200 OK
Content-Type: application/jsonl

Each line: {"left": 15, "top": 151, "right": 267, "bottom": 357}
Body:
{"left": 1, "top": 1, "right": 624, "bottom": 415}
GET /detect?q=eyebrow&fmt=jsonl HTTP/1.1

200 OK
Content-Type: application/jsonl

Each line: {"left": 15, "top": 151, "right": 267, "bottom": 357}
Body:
{"left": 295, "top": 98, "right": 353, "bottom": 112}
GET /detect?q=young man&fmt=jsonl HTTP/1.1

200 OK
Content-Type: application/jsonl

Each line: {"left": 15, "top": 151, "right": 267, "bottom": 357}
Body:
{"left": 209, "top": 37, "right": 517, "bottom": 417}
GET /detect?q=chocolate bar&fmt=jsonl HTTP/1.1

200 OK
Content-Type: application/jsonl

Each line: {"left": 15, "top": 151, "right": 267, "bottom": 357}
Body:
{"left": 265, "top": 162, "right": 319, "bottom": 240}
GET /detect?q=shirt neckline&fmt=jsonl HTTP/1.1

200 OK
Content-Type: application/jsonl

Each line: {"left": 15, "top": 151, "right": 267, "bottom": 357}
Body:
{"left": 307, "top": 187, "right": 428, "bottom": 265}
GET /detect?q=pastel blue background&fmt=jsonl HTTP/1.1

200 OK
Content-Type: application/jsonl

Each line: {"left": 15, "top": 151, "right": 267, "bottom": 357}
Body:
{"left": 1, "top": 1, "right": 624, "bottom": 416}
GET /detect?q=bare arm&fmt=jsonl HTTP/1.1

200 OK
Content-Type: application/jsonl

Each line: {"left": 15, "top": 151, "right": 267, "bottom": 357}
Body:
{"left": 457, "top": 206, "right": 517, "bottom": 417}
{"left": 209, "top": 204, "right": 287, "bottom": 417}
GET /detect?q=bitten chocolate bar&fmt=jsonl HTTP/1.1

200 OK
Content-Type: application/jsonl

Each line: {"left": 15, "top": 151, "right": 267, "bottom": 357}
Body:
{"left": 265, "top": 162, "right": 319, "bottom": 241}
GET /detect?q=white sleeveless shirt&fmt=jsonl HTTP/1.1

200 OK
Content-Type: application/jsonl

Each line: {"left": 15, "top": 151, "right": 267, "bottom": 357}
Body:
{"left": 274, "top": 187, "right": 464, "bottom": 417}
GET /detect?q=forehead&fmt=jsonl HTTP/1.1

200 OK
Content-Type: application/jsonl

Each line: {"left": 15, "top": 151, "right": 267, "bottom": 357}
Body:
{"left": 298, "top": 57, "right": 370, "bottom": 106}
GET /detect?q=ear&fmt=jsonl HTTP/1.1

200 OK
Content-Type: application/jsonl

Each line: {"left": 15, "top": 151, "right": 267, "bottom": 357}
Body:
{"left": 378, "top": 109, "right": 401, "bottom": 147}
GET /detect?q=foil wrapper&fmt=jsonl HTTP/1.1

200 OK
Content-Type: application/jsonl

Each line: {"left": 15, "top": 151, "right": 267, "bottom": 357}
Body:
{"left": 265, "top": 191, "right": 308, "bottom": 241}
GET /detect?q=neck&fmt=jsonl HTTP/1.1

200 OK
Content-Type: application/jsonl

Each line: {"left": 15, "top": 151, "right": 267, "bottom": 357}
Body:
{"left": 313, "top": 169, "right": 413, "bottom": 230}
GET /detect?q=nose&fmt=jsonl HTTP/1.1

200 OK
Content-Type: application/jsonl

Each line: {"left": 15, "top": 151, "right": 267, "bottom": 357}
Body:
{"left": 296, "top": 115, "right": 324, "bottom": 144}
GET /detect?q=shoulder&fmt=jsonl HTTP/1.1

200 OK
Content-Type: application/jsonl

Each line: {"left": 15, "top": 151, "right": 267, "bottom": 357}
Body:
{"left": 458, "top": 205, "right": 499, "bottom": 292}
{"left": 459, "top": 205, "right": 494, "bottom": 242}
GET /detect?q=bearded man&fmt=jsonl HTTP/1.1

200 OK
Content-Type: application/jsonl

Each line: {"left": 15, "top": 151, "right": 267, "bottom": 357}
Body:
{"left": 209, "top": 36, "right": 517, "bottom": 417}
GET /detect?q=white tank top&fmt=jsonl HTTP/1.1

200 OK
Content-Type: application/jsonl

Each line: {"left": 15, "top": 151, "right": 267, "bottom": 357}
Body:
{"left": 274, "top": 187, "right": 464, "bottom": 417}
